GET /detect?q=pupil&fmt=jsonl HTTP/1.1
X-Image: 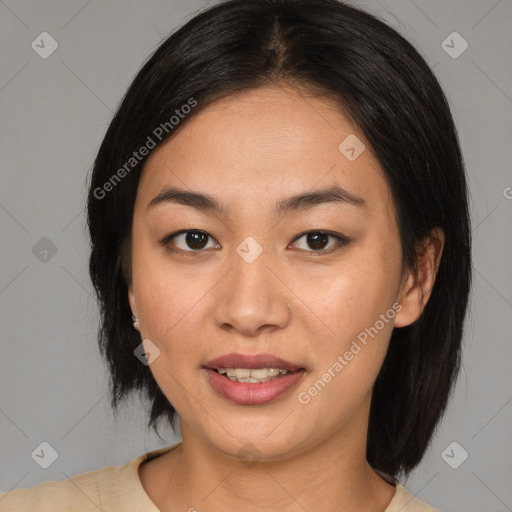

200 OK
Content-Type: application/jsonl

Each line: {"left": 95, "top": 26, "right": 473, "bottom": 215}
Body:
{"left": 186, "top": 231, "right": 208, "bottom": 249}
{"left": 308, "top": 232, "right": 328, "bottom": 250}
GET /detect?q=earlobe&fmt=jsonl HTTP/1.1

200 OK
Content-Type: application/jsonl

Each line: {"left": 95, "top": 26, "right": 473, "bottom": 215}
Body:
{"left": 128, "top": 287, "right": 140, "bottom": 332}
{"left": 394, "top": 228, "right": 445, "bottom": 328}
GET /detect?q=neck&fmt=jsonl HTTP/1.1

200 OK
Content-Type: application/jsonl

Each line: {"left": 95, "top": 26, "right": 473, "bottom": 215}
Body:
{"left": 154, "top": 417, "right": 395, "bottom": 511}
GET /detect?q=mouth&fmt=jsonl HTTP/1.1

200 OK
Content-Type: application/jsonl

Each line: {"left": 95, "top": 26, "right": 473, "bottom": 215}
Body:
{"left": 203, "top": 353, "right": 306, "bottom": 405}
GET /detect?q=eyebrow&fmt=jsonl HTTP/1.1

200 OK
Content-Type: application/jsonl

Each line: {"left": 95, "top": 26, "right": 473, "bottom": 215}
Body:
{"left": 147, "top": 185, "right": 367, "bottom": 216}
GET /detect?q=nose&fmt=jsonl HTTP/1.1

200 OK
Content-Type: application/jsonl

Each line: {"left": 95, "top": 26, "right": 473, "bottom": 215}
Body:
{"left": 212, "top": 242, "right": 292, "bottom": 337}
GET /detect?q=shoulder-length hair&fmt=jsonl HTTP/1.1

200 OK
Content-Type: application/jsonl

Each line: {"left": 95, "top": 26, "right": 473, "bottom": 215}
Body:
{"left": 87, "top": 0, "right": 471, "bottom": 478}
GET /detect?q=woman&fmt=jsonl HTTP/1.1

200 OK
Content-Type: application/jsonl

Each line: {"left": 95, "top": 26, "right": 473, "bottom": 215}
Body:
{"left": 0, "top": 0, "right": 471, "bottom": 510}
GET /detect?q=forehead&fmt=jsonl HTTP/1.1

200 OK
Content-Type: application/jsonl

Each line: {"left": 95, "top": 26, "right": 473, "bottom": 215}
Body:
{"left": 137, "top": 85, "right": 391, "bottom": 214}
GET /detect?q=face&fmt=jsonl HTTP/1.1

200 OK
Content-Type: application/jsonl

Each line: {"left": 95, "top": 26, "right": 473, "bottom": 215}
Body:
{"left": 128, "top": 84, "right": 418, "bottom": 462}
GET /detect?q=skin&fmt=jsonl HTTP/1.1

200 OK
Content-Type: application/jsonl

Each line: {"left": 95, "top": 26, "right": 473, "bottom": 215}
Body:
{"left": 128, "top": 84, "right": 444, "bottom": 512}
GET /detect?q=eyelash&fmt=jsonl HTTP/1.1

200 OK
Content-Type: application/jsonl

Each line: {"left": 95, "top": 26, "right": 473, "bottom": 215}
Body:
{"left": 159, "top": 229, "right": 351, "bottom": 257}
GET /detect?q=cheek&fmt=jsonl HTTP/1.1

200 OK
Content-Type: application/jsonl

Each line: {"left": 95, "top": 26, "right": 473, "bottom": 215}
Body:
{"left": 304, "top": 252, "right": 399, "bottom": 344}
{"left": 294, "top": 270, "right": 398, "bottom": 426}
{"left": 131, "top": 242, "right": 208, "bottom": 360}
{"left": 132, "top": 260, "right": 210, "bottom": 415}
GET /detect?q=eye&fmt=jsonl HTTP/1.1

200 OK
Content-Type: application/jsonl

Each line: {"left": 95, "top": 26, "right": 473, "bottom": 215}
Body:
{"left": 161, "top": 230, "right": 220, "bottom": 252}
{"left": 290, "top": 231, "right": 349, "bottom": 254}
{"left": 160, "top": 229, "right": 349, "bottom": 256}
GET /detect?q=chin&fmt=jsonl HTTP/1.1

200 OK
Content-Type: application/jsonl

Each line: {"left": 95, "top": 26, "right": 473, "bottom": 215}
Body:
{"left": 196, "top": 422, "right": 306, "bottom": 463}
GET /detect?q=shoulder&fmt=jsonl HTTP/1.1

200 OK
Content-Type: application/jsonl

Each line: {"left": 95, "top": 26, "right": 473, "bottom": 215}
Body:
{"left": 0, "top": 464, "right": 116, "bottom": 512}
{"left": 0, "top": 444, "right": 178, "bottom": 512}
{"left": 386, "top": 483, "right": 438, "bottom": 512}
{"left": 375, "top": 469, "right": 437, "bottom": 512}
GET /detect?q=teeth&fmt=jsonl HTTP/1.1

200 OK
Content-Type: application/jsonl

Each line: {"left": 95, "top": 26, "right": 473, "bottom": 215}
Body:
{"left": 216, "top": 367, "right": 291, "bottom": 383}
{"left": 235, "top": 368, "right": 251, "bottom": 378}
{"left": 246, "top": 368, "right": 269, "bottom": 379}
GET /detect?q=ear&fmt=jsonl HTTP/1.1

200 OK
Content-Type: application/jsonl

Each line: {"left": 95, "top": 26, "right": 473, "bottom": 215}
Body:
{"left": 394, "top": 227, "right": 445, "bottom": 328}
{"left": 128, "top": 281, "right": 137, "bottom": 318}
{"left": 121, "top": 238, "right": 137, "bottom": 317}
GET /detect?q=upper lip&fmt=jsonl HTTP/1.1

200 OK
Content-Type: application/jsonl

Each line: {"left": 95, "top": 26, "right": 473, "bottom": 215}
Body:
{"left": 203, "top": 353, "right": 304, "bottom": 371}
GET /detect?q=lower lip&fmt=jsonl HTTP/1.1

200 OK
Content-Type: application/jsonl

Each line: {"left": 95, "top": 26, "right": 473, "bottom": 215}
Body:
{"left": 204, "top": 368, "right": 306, "bottom": 405}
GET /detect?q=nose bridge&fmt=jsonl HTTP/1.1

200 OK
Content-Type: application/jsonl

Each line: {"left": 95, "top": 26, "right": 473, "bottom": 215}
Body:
{"left": 212, "top": 236, "right": 290, "bottom": 334}
{"left": 234, "top": 238, "right": 272, "bottom": 296}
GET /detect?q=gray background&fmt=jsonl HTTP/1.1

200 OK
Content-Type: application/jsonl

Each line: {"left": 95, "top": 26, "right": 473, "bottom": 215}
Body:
{"left": 0, "top": 0, "right": 511, "bottom": 511}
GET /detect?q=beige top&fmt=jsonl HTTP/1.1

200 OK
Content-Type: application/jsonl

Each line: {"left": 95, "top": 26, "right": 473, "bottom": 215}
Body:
{"left": 0, "top": 441, "right": 436, "bottom": 511}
